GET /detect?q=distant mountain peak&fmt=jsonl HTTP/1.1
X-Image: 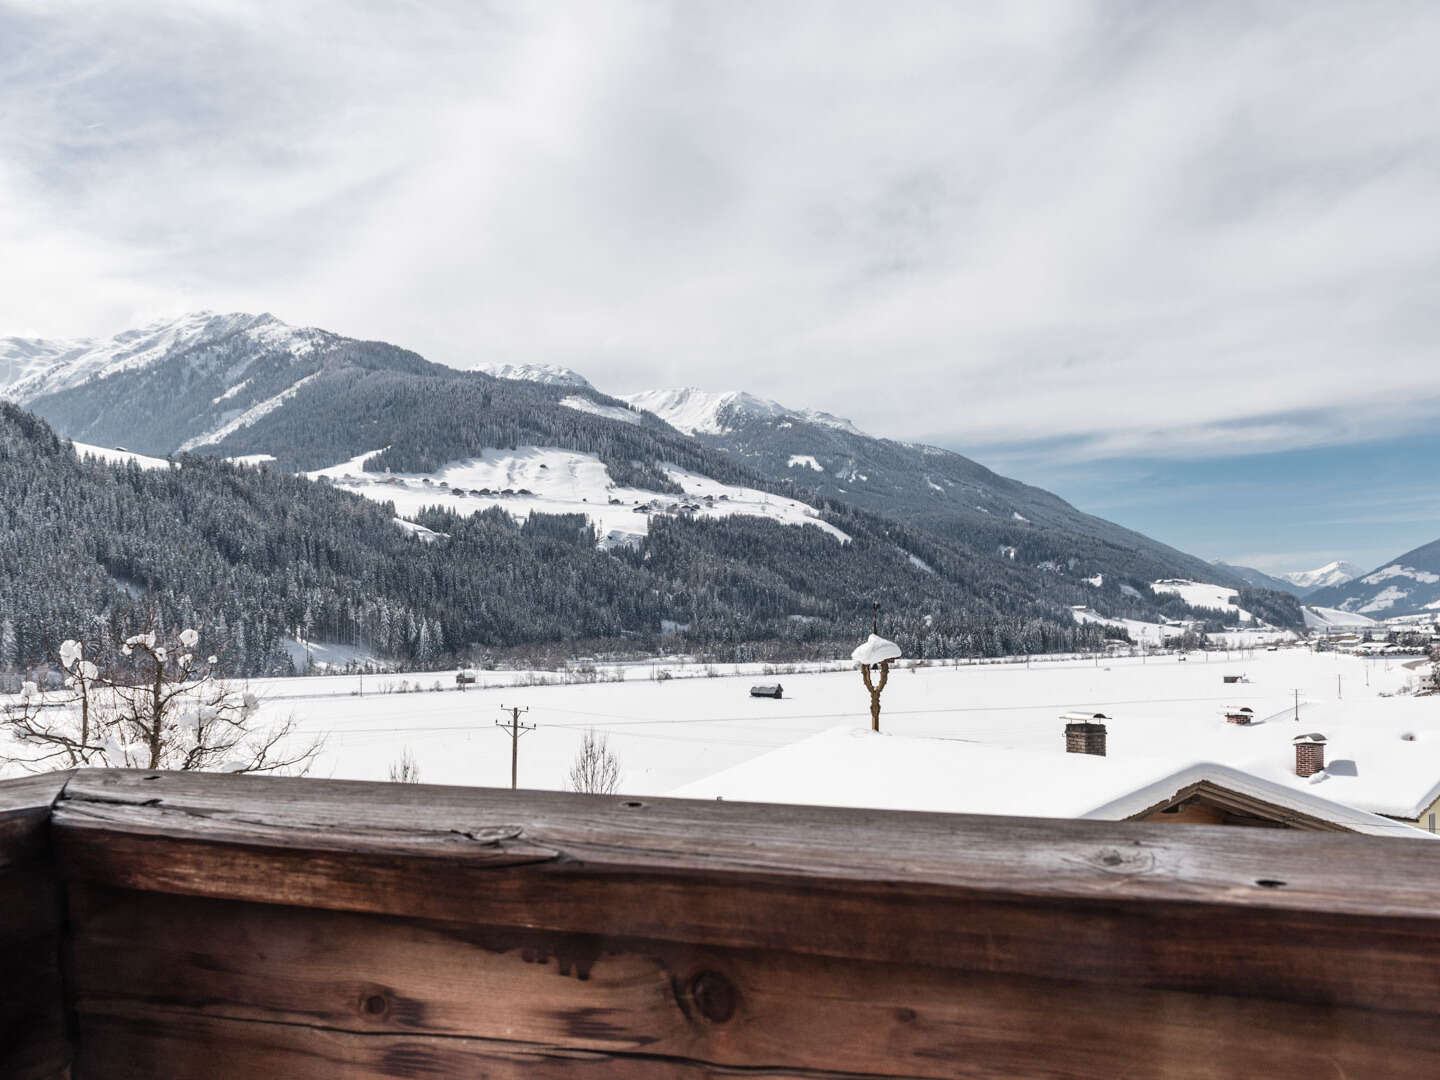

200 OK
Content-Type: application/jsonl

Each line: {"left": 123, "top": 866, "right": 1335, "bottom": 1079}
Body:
{"left": 1282, "top": 560, "right": 1362, "bottom": 590}
{"left": 1305, "top": 540, "right": 1440, "bottom": 617}
{"left": 622, "top": 386, "right": 867, "bottom": 438}
{"left": 477, "top": 362, "right": 593, "bottom": 390}
{"left": 0, "top": 310, "right": 317, "bottom": 403}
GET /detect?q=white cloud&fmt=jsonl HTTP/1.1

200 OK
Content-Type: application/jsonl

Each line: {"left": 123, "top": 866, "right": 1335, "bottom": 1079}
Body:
{"left": 4, "top": 1, "right": 1440, "bottom": 459}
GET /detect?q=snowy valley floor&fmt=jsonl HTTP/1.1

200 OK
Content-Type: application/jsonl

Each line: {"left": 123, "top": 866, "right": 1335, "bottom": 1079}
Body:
{"left": 226, "top": 648, "right": 1431, "bottom": 798}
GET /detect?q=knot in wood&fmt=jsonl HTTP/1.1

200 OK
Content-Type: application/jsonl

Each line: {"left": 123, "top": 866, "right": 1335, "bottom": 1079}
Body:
{"left": 689, "top": 970, "right": 737, "bottom": 1024}
{"left": 1090, "top": 846, "right": 1154, "bottom": 875}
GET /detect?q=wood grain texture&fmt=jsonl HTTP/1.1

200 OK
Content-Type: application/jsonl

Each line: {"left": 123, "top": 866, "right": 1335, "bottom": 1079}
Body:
{"left": 51, "top": 770, "right": 1440, "bottom": 1010}
{"left": 53, "top": 768, "right": 1440, "bottom": 917}
{"left": 0, "top": 770, "right": 74, "bottom": 871}
{"left": 78, "top": 1001, "right": 1440, "bottom": 1080}
{"left": 0, "top": 771, "right": 75, "bottom": 1080}
{"left": 77, "top": 1008, "right": 896, "bottom": 1080}
{"left": 26, "top": 768, "right": 1440, "bottom": 1078}
{"left": 65, "top": 885, "right": 1440, "bottom": 1080}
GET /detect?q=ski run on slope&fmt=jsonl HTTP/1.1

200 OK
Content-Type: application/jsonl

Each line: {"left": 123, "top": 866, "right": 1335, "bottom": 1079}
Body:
{"left": 307, "top": 446, "right": 850, "bottom": 548}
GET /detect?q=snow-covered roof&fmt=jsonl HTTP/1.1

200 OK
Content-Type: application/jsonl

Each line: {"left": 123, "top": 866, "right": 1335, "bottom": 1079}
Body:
{"left": 1230, "top": 700, "right": 1440, "bottom": 820}
{"left": 669, "top": 726, "right": 1435, "bottom": 839}
{"left": 851, "top": 634, "right": 902, "bottom": 665}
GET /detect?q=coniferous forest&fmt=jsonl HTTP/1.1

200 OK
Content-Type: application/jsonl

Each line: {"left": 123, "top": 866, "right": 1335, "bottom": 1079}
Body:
{"left": 0, "top": 402, "right": 1161, "bottom": 676}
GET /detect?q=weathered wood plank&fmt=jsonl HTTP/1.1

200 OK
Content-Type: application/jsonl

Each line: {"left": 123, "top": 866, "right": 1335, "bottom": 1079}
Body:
{"left": 65, "top": 885, "right": 1440, "bottom": 1080}
{"left": 0, "top": 935, "right": 69, "bottom": 1080}
{"left": 0, "top": 771, "right": 74, "bottom": 1080}
{"left": 53, "top": 768, "right": 1440, "bottom": 917}
{"left": 78, "top": 1007, "right": 899, "bottom": 1080}
{"left": 51, "top": 769, "right": 1440, "bottom": 1014}
{"left": 75, "top": 995, "right": 1440, "bottom": 1080}
{"left": 0, "top": 866, "right": 63, "bottom": 947}
{"left": 0, "top": 770, "right": 74, "bottom": 871}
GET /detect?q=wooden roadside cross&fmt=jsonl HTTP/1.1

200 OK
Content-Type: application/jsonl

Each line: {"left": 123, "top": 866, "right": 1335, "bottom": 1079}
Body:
{"left": 852, "top": 603, "right": 902, "bottom": 732}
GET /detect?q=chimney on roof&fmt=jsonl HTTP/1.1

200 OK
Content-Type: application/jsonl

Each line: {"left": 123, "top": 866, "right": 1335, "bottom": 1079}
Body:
{"left": 1293, "top": 733, "right": 1327, "bottom": 777}
{"left": 1063, "top": 712, "right": 1108, "bottom": 756}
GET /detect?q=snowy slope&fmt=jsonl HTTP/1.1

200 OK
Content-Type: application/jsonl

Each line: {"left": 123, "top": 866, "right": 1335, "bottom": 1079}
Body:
{"left": 0, "top": 311, "right": 324, "bottom": 403}
{"left": 308, "top": 446, "right": 850, "bottom": 549}
{"left": 621, "top": 385, "right": 1238, "bottom": 591}
{"left": 71, "top": 442, "right": 171, "bottom": 470}
{"left": 1283, "top": 561, "right": 1362, "bottom": 591}
{"left": 10, "top": 310, "right": 1253, "bottom": 618}
{"left": 1301, "top": 606, "right": 1378, "bottom": 630}
{"left": 1309, "top": 538, "right": 1440, "bottom": 617}
{"left": 623, "top": 387, "right": 867, "bottom": 438}
{"left": 1069, "top": 607, "right": 1176, "bottom": 646}
{"left": 1150, "top": 580, "right": 1253, "bottom": 622}
{"left": 558, "top": 395, "right": 642, "bottom": 425}
{"left": 178, "top": 371, "right": 324, "bottom": 450}
{"left": 478, "top": 362, "right": 592, "bottom": 389}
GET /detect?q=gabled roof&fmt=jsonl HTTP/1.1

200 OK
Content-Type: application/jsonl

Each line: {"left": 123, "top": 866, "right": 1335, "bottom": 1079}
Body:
{"left": 1081, "top": 762, "right": 1421, "bottom": 836}
{"left": 669, "top": 727, "right": 1434, "bottom": 839}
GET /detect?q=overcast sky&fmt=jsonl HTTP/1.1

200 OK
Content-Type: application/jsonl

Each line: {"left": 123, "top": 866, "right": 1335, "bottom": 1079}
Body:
{"left": 4, "top": 1, "right": 1439, "bottom": 572}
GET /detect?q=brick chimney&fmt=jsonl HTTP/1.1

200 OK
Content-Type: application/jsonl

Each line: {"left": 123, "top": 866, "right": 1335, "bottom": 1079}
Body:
{"left": 1062, "top": 712, "right": 1109, "bottom": 756}
{"left": 1293, "top": 733, "right": 1327, "bottom": 777}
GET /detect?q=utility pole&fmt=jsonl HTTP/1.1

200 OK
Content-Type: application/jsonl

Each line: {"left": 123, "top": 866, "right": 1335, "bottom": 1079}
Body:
{"left": 1294, "top": 689, "right": 1300, "bottom": 722}
{"left": 495, "top": 705, "right": 534, "bottom": 790}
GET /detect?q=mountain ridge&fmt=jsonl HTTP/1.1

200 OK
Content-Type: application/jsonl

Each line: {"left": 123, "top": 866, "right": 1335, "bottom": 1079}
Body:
{"left": 621, "top": 387, "right": 868, "bottom": 438}
{"left": 1282, "top": 560, "right": 1362, "bottom": 592}
{"left": 1307, "top": 542, "right": 1440, "bottom": 617}
{"left": 5, "top": 311, "right": 1257, "bottom": 626}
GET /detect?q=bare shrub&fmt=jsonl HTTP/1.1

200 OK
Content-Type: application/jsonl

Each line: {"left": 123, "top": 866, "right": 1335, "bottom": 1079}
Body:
{"left": 567, "top": 729, "right": 621, "bottom": 795}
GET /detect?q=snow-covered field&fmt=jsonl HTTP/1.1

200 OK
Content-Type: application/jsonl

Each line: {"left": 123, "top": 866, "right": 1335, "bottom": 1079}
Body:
{"left": 220, "top": 648, "right": 1426, "bottom": 798}
{"left": 306, "top": 446, "right": 848, "bottom": 548}
{"left": 1150, "top": 579, "right": 1252, "bottom": 621}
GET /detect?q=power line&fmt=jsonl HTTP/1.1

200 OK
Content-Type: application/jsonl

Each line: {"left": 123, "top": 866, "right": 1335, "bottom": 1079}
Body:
{"left": 292, "top": 691, "right": 1334, "bottom": 737}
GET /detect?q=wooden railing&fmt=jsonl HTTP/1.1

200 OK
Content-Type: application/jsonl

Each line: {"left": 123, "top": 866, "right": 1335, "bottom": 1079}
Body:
{"left": 6, "top": 768, "right": 1440, "bottom": 1078}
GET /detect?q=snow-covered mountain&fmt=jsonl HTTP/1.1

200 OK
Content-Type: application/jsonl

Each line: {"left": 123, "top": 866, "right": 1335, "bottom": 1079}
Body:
{"left": 1307, "top": 542, "right": 1440, "bottom": 618}
{"left": 621, "top": 387, "right": 867, "bottom": 438}
{"left": 614, "top": 385, "right": 1235, "bottom": 589}
{"left": 9, "top": 310, "right": 1251, "bottom": 603}
{"left": 0, "top": 311, "right": 328, "bottom": 404}
{"left": 476, "top": 362, "right": 593, "bottom": 389}
{"left": 4, "top": 311, "right": 446, "bottom": 453}
{"left": 1282, "top": 561, "right": 1362, "bottom": 592}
